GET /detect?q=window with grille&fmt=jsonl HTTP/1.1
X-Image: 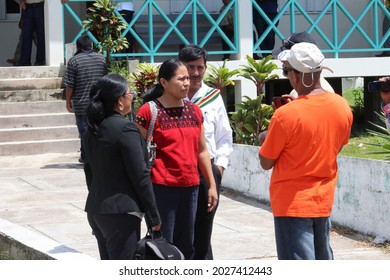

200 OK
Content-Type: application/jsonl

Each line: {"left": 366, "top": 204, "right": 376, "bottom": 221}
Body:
{"left": 279, "top": 0, "right": 329, "bottom": 13}
{"left": 170, "top": 0, "right": 221, "bottom": 14}
{"left": 0, "top": 0, "right": 20, "bottom": 20}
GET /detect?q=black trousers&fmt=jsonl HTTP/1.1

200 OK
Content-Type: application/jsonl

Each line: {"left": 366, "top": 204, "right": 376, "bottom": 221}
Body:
{"left": 193, "top": 163, "right": 222, "bottom": 260}
{"left": 88, "top": 213, "right": 141, "bottom": 260}
{"left": 221, "top": 25, "right": 234, "bottom": 60}
{"left": 118, "top": 9, "right": 135, "bottom": 54}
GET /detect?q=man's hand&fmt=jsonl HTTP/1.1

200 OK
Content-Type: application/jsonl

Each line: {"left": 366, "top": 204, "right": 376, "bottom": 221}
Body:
{"left": 66, "top": 100, "right": 73, "bottom": 113}
{"left": 61, "top": 0, "right": 69, "bottom": 4}
{"left": 207, "top": 187, "right": 218, "bottom": 212}
{"left": 258, "top": 131, "right": 268, "bottom": 146}
{"left": 379, "top": 77, "right": 390, "bottom": 105}
{"left": 20, "top": 0, "right": 26, "bottom": 10}
{"left": 216, "top": 165, "right": 224, "bottom": 177}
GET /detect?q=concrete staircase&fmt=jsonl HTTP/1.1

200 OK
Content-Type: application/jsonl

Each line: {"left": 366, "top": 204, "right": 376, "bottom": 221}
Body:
{"left": 0, "top": 66, "right": 80, "bottom": 156}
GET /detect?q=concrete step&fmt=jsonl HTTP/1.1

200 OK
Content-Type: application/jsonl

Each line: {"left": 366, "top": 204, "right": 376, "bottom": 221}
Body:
{"left": 0, "top": 77, "right": 63, "bottom": 91}
{"left": 0, "top": 113, "right": 75, "bottom": 129}
{"left": 0, "top": 89, "right": 64, "bottom": 102}
{"left": 0, "top": 125, "right": 78, "bottom": 142}
{"left": 0, "top": 100, "right": 68, "bottom": 116}
{"left": 0, "top": 66, "right": 77, "bottom": 156}
{"left": 0, "top": 139, "right": 80, "bottom": 156}
{"left": 0, "top": 66, "right": 65, "bottom": 79}
{"left": 0, "top": 101, "right": 67, "bottom": 114}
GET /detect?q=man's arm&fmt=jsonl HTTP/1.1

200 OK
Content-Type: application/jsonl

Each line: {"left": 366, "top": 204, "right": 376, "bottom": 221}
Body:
{"left": 65, "top": 87, "right": 74, "bottom": 113}
{"left": 214, "top": 96, "right": 233, "bottom": 176}
{"left": 259, "top": 153, "right": 277, "bottom": 170}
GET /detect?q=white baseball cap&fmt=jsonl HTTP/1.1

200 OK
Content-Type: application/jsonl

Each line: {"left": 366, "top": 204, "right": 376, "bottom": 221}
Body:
{"left": 278, "top": 42, "right": 333, "bottom": 73}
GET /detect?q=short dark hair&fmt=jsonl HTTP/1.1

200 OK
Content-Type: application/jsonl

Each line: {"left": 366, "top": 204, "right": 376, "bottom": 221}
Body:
{"left": 282, "top": 31, "right": 316, "bottom": 51}
{"left": 178, "top": 44, "right": 208, "bottom": 64}
{"left": 76, "top": 35, "right": 93, "bottom": 51}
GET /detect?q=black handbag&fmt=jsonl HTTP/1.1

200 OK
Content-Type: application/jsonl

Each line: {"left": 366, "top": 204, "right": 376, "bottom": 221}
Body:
{"left": 134, "top": 230, "right": 185, "bottom": 260}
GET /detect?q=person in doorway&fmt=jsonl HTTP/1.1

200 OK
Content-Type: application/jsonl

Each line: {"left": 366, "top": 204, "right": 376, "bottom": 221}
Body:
{"left": 135, "top": 59, "right": 218, "bottom": 260}
{"left": 178, "top": 45, "right": 233, "bottom": 260}
{"left": 63, "top": 35, "right": 107, "bottom": 163}
{"left": 219, "top": 0, "right": 234, "bottom": 61}
{"left": 117, "top": 1, "right": 136, "bottom": 55}
{"left": 253, "top": 0, "right": 279, "bottom": 59}
{"left": 259, "top": 42, "right": 353, "bottom": 260}
{"left": 376, "top": 0, "right": 390, "bottom": 57}
{"left": 7, "top": 8, "right": 37, "bottom": 66}
{"left": 15, "top": 0, "right": 45, "bottom": 66}
{"left": 84, "top": 73, "right": 161, "bottom": 260}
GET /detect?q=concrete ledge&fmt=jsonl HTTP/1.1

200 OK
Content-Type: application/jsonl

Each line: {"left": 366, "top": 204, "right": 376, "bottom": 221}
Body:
{"left": 0, "top": 218, "right": 95, "bottom": 260}
{"left": 222, "top": 144, "right": 390, "bottom": 241}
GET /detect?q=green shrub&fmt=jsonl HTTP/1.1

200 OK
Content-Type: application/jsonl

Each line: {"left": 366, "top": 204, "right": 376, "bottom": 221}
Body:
{"left": 229, "top": 95, "right": 274, "bottom": 145}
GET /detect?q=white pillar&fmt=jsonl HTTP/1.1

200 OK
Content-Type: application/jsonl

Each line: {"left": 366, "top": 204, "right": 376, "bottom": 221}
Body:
{"left": 236, "top": 0, "right": 254, "bottom": 60}
{"left": 226, "top": 0, "right": 257, "bottom": 103}
{"left": 45, "top": 1, "right": 65, "bottom": 66}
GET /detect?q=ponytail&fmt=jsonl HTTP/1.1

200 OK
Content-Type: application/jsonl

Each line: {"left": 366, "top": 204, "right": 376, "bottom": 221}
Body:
{"left": 142, "top": 83, "right": 164, "bottom": 103}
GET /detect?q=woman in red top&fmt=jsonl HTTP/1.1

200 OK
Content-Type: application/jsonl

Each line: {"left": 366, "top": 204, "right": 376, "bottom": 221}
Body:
{"left": 135, "top": 59, "right": 217, "bottom": 259}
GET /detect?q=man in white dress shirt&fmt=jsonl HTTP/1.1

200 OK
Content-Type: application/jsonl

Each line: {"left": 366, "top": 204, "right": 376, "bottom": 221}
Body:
{"left": 179, "top": 45, "right": 233, "bottom": 260}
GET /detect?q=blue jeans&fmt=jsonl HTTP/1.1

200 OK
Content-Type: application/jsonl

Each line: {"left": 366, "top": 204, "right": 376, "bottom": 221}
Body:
{"left": 274, "top": 216, "right": 334, "bottom": 260}
{"left": 153, "top": 184, "right": 198, "bottom": 260}
{"left": 20, "top": 4, "right": 45, "bottom": 64}
{"left": 75, "top": 114, "right": 87, "bottom": 161}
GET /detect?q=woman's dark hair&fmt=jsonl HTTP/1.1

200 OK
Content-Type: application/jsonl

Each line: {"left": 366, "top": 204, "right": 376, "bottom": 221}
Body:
{"left": 143, "top": 59, "right": 184, "bottom": 103}
{"left": 87, "top": 73, "right": 128, "bottom": 135}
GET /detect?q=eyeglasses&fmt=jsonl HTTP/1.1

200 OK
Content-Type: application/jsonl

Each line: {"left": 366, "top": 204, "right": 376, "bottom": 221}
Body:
{"left": 123, "top": 91, "right": 135, "bottom": 97}
{"left": 282, "top": 66, "right": 296, "bottom": 76}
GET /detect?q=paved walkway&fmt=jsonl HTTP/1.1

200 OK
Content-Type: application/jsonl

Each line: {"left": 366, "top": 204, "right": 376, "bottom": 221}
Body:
{"left": 0, "top": 152, "right": 389, "bottom": 260}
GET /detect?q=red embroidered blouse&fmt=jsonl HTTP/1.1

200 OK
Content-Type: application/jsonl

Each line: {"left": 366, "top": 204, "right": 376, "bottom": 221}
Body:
{"left": 135, "top": 100, "right": 203, "bottom": 187}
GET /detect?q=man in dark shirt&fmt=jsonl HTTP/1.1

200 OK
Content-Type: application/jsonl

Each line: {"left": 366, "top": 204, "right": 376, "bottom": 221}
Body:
{"left": 63, "top": 35, "right": 107, "bottom": 163}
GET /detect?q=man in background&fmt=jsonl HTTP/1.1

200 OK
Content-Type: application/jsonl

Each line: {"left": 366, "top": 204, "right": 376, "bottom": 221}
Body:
{"left": 376, "top": 0, "right": 390, "bottom": 57}
{"left": 179, "top": 45, "right": 233, "bottom": 260}
{"left": 16, "top": 0, "right": 45, "bottom": 66}
{"left": 253, "top": 0, "right": 279, "bottom": 59}
{"left": 117, "top": 1, "right": 136, "bottom": 55}
{"left": 63, "top": 35, "right": 107, "bottom": 163}
{"left": 219, "top": 0, "right": 234, "bottom": 61}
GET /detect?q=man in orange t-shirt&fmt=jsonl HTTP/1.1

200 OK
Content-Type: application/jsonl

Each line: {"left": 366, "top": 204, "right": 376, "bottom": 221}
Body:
{"left": 259, "top": 42, "right": 353, "bottom": 260}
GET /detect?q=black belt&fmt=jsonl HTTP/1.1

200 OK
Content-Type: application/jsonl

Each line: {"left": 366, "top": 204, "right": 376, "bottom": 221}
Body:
{"left": 26, "top": 2, "right": 44, "bottom": 8}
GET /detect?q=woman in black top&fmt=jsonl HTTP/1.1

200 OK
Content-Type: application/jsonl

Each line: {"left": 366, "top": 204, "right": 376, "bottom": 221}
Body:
{"left": 84, "top": 73, "right": 161, "bottom": 260}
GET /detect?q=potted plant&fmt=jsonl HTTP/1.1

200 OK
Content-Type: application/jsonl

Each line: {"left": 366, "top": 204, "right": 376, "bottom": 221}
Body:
{"left": 204, "top": 60, "right": 239, "bottom": 91}
{"left": 237, "top": 55, "right": 279, "bottom": 137}
{"left": 82, "top": 0, "right": 129, "bottom": 66}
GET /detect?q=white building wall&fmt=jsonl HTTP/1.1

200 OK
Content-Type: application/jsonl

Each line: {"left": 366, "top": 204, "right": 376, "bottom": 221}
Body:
{"left": 0, "top": 0, "right": 387, "bottom": 66}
